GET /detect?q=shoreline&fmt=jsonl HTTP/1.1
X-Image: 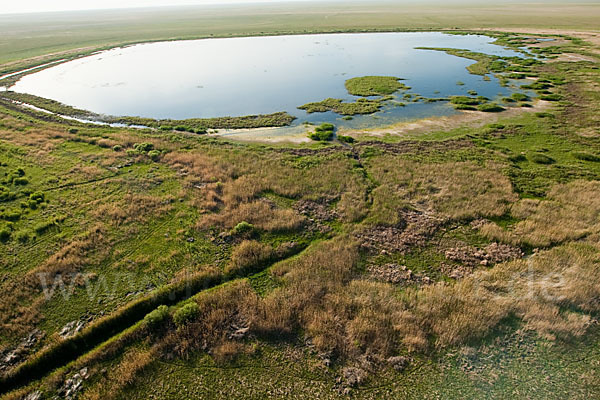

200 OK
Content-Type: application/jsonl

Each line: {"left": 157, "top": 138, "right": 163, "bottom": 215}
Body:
{"left": 345, "top": 99, "right": 552, "bottom": 139}
{"left": 0, "top": 28, "right": 586, "bottom": 142}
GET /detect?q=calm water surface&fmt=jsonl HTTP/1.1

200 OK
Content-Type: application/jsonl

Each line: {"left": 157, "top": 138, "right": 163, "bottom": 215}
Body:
{"left": 11, "top": 32, "right": 525, "bottom": 128}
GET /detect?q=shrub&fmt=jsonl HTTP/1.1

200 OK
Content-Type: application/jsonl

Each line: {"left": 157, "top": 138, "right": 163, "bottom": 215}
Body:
{"left": 0, "top": 186, "right": 14, "bottom": 202}
{"left": 309, "top": 123, "right": 336, "bottom": 141}
{"left": 133, "top": 142, "right": 154, "bottom": 153}
{"left": 477, "top": 103, "right": 505, "bottom": 112}
{"left": 1, "top": 210, "right": 21, "bottom": 221}
{"left": 453, "top": 104, "right": 477, "bottom": 111}
{"left": 15, "top": 230, "right": 31, "bottom": 243}
{"left": 530, "top": 153, "right": 555, "bottom": 164}
{"left": 148, "top": 150, "right": 161, "bottom": 161}
{"left": 232, "top": 221, "right": 254, "bottom": 235}
{"left": 0, "top": 228, "right": 10, "bottom": 242}
{"left": 508, "top": 154, "right": 528, "bottom": 162}
{"left": 317, "top": 123, "right": 335, "bottom": 132}
{"left": 511, "top": 93, "right": 530, "bottom": 102}
{"left": 112, "top": 145, "right": 123, "bottom": 152}
{"left": 34, "top": 218, "right": 59, "bottom": 234}
{"left": 27, "top": 199, "right": 39, "bottom": 210}
{"left": 143, "top": 305, "right": 170, "bottom": 328}
{"left": 13, "top": 177, "right": 29, "bottom": 186}
{"left": 29, "top": 192, "right": 44, "bottom": 204}
{"left": 450, "top": 96, "right": 480, "bottom": 106}
{"left": 338, "top": 135, "right": 355, "bottom": 144}
{"left": 540, "top": 94, "right": 562, "bottom": 101}
{"left": 309, "top": 131, "right": 334, "bottom": 141}
{"left": 173, "top": 302, "right": 200, "bottom": 328}
{"left": 68, "top": 128, "right": 79, "bottom": 134}
{"left": 535, "top": 112, "right": 554, "bottom": 118}
{"left": 195, "top": 128, "right": 208, "bottom": 134}
{"left": 573, "top": 151, "right": 600, "bottom": 162}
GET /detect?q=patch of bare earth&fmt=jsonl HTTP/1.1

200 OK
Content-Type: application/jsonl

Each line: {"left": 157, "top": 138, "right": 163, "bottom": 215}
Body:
{"left": 367, "top": 263, "right": 432, "bottom": 286}
{"left": 355, "top": 210, "right": 443, "bottom": 255}
{"left": 444, "top": 242, "right": 524, "bottom": 268}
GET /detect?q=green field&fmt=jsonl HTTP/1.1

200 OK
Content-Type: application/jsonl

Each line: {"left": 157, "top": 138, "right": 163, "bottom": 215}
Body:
{"left": 1, "top": 1, "right": 600, "bottom": 71}
{"left": 1, "top": 2, "right": 600, "bottom": 399}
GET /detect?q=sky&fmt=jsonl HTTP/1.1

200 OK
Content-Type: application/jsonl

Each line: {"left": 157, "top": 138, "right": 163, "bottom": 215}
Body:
{"left": 0, "top": 0, "right": 323, "bottom": 15}
{"left": 1, "top": 0, "right": 590, "bottom": 14}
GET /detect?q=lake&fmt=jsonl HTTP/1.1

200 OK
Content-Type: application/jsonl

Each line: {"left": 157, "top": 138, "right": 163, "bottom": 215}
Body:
{"left": 9, "top": 32, "right": 526, "bottom": 129}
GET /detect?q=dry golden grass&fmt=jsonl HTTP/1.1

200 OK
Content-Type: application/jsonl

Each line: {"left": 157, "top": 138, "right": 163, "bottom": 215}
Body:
{"left": 481, "top": 180, "right": 600, "bottom": 247}
{"left": 252, "top": 239, "right": 362, "bottom": 357}
{"left": 93, "top": 194, "right": 174, "bottom": 227}
{"left": 367, "top": 158, "right": 516, "bottom": 223}
{"left": 165, "top": 281, "right": 258, "bottom": 359}
{"left": 163, "top": 151, "right": 234, "bottom": 187}
{"left": 402, "top": 241, "right": 599, "bottom": 347}
{"left": 81, "top": 347, "right": 155, "bottom": 400}
{"left": 211, "top": 341, "right": 246, "bottom": 364}
{"left": 226, "top": 240, "right": 274, "bottom": 276}
{"left": 202, "top": 199, "right": 305, "bottom": 232}
{"left": 237, "top": 236, "right": 600, "bottom": 360}
{"left": 193, "top": 152, "right": 368, "bottom": 231}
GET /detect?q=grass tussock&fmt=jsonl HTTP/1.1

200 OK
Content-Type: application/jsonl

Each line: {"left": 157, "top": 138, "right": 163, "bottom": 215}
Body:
{"left": 81, "top": 348, "right": 155, "bottom": 400}
{"left": 225, "top": 240, "right": 275, "bottom": 277}
{"left": 164, "top": 281, "right": 258, "bottom": 359}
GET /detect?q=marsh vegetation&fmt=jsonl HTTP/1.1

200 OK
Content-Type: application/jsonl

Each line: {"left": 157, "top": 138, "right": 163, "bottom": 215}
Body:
{"left": 344, "top": 76, "right": 410, "bottom": 96}
{"left": 0, "top": 17, "right": 599, "bottom": 400}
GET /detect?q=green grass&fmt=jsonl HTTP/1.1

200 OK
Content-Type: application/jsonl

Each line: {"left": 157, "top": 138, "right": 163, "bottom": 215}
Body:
{"left": 345, "top": 76, "right": 409, "bottom": 97}
{"left": 299, "top": 97, "right": 383, "bottom": 116}
{"left": 0, "top": 92, "right": 296, "bottom": 130}
{"left": 416, "top": 47, "right": 504, "bottom": 76}
{"left": 477, "top": 103, "right": 505, "bottom": 112}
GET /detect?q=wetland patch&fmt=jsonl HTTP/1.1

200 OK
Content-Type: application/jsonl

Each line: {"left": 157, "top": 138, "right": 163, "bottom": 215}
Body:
{"left": 8, "top": 32, "right": 533, "bottom": 131}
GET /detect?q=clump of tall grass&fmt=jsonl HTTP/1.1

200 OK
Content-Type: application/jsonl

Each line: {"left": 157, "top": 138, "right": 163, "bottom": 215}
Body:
{"left": 225, "top": 240, "right": 275, "bottom": 277}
